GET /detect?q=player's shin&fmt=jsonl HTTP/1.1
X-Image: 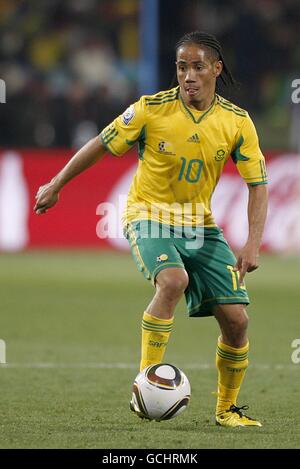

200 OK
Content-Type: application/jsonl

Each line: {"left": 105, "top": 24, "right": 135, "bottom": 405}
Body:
{"left": 215, "top": 337, "right": 249, "bottom": 414}
{"left": 140, "top": 311, "right": 174, "bottom": 371}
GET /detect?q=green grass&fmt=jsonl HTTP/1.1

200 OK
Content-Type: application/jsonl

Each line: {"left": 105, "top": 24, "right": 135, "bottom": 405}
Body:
{"left": 0, "top": 251, "right": 300, "bottom": 448}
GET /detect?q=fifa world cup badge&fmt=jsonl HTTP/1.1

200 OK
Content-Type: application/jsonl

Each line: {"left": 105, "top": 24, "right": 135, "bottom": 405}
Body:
{"left": 122, "top": 106, "right": 135, "bottom": 125}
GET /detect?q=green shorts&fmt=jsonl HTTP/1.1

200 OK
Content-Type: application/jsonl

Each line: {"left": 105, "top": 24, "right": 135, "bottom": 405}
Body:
{"left": 124, "top": 220, "right": 249, "bottom": 318}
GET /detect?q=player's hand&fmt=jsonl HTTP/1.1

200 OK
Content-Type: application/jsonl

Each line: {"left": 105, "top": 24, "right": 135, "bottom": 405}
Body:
{"left": 233, "top": 243, "right": 259, "bottom": 285}
{"left": 34, "top": 182, "right": 60, "bottom": 215}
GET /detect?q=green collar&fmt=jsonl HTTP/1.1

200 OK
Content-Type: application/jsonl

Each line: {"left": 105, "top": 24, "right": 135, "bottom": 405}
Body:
{"left": 179, "top": 93, "right": 216, "bottom": 124}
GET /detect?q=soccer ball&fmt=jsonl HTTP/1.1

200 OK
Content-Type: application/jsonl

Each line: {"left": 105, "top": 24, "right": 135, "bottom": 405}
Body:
{"left": 131, "top": 363, "right": 191, "bottom": 421}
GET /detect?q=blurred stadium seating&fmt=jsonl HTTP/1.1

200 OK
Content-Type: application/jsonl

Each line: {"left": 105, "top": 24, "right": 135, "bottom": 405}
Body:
{"left": 0, "top": 0, "right": 299, "bottom": 149}
{"left": 0, "top": 0, "right": 139, "bottom": 147}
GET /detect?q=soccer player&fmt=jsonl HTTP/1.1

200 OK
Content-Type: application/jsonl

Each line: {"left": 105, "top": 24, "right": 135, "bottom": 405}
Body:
{"left": 34, "top": 32, "right": 268, "bottom": 427}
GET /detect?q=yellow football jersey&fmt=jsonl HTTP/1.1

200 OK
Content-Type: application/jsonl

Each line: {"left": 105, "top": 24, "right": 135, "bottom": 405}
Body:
{"left": 100, "top": 86, "right": 267, "bottom": 227}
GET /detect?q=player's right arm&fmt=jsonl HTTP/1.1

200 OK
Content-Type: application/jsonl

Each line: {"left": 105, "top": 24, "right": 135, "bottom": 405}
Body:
{"left": 34, "top": 97, "right": 146, "bottom": 215}
{"left": 34, "top": 136, "right": 106, "bottom": 214}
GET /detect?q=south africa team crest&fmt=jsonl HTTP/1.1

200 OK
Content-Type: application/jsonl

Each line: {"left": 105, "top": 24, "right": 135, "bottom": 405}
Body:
{"left": 214, "top": 149, "right": 226, "bottom": 161}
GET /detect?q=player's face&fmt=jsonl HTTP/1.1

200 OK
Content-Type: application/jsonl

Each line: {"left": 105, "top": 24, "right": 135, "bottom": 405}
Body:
{"left": 176, "top": 44, "right": 222, "bottom": 108}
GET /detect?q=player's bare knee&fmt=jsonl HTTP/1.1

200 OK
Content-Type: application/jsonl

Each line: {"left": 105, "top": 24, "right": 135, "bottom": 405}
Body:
{"left": 156, "top": 269, "right": 189, "bottom": 299}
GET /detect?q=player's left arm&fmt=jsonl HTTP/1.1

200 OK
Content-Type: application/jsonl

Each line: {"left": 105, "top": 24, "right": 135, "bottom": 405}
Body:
{"left": 231, "top": 114, "right": 269, "bottom": 283}
{"left": 234, "top": 184, "right": 268, "bottom": 283}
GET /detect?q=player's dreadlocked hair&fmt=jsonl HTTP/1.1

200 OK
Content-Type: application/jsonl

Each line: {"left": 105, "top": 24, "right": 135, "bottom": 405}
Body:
{"left": 174, "top": 31, "right": 236, "bottom": 87}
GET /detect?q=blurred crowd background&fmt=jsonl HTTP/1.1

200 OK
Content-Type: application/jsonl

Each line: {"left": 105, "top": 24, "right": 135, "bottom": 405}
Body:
{"left": 0, "top": 0, "right": 299, "bottom": 150}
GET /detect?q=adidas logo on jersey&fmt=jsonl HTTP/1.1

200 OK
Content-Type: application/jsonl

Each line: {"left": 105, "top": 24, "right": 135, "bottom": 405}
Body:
{"left": 187, "top": 133, "right": 200, "bottom": 143}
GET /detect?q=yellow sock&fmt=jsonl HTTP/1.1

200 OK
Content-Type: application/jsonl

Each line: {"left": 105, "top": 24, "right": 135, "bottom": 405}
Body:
{"left": 216, "top": 337, "right": 249, "bottom": 414}
{"left": 140, "top": 311, "right": 174, "bottom": 371}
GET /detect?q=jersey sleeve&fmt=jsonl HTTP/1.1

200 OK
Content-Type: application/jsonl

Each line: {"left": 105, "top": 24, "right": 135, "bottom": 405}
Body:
{"left": 231, "top": 114, "right": 268, "bottom": 185}
{"left": 100, "top": 97, "right": 146, "bottom": 157}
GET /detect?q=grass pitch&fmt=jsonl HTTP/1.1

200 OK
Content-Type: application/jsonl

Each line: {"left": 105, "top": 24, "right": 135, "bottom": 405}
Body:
{"left": 0, "top": 251, "right": 299, "bottom": 448}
